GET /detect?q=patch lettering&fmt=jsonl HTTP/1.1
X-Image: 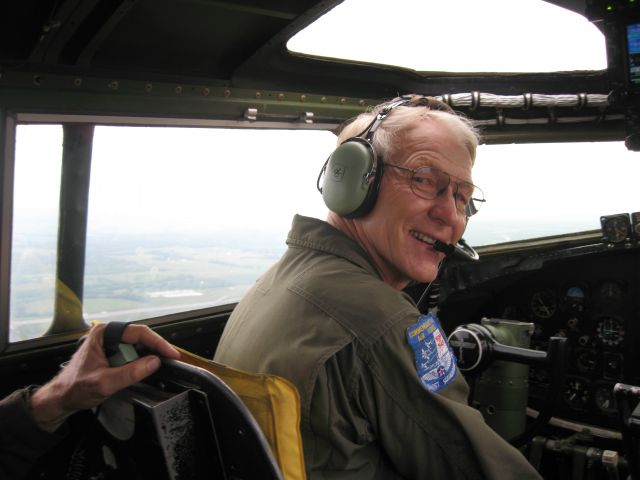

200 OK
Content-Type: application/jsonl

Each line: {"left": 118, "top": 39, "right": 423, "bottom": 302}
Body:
{"left": 406, "top": 313, "right": 457, "bottom": 393}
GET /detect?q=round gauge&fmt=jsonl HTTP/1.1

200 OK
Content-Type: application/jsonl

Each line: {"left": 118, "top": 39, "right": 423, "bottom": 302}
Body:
{"left": 597, "top": 281, "right": 623, "bottom": 308}
{"left": 576, "top": 350, "right": 598, "bottom": 373}
{"left": 530, "top": 290, "right": 557, "bottom": 319}
{"left": 563, "top": 286, "right": 586, "bottom": 313}
{"left": 602, "top": 215, "right": 629, "bottom": 243}
{"left": 595, "top": 315, "right": 625, "bottom": 347}
{"left": 594, "top": 385, "right": 617, "bottom": 414}
{"left": 563, "top": 377, "right": 590, "bottom": 411}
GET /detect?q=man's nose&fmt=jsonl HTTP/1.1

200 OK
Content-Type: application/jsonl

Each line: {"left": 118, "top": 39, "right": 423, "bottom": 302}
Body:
{"left": 431, "top": 185, "right": 459, "bottom": 222}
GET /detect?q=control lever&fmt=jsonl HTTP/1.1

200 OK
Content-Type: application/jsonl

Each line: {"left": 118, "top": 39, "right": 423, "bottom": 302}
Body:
{"left": 448, "top": 319, "right": 568, "bottom": 447}
{"left": 77, "top": 322, "right": 141, "bottom": 367}
{"left": 102, "top": 321, "right": 139, "bottom": 367}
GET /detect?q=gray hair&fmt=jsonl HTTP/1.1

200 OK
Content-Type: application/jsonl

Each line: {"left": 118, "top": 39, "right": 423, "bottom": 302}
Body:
{"left": 337, "top": 97, "right": 481, "bottom": 165}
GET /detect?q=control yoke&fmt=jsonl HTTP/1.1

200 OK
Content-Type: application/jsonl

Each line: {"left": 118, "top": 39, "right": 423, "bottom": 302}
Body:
{"left": 448, "top": 320, "right": 568, "bottom": 447}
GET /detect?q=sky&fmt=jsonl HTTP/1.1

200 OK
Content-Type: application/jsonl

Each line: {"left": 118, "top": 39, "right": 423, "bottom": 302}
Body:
{"left": 13, "top": 123, "right": 640, "bottom": 247}
{"left": 13, "top": 125, "right": 333, "bottom": 235}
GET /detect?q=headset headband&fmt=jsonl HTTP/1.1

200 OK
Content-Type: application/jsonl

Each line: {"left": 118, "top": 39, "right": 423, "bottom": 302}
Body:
{"left": 363, "top": 98, "right": 411, "bottom": 141}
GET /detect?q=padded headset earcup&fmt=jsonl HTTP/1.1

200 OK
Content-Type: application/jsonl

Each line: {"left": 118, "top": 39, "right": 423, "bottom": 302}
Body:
{"left": 321, "top": 139, "right": 381, "bottom": 218}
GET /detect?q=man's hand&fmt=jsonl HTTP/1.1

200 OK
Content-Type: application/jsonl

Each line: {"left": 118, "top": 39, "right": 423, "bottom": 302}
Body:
{"left": 29, "top": 323, "right": 180, "bottom": 432}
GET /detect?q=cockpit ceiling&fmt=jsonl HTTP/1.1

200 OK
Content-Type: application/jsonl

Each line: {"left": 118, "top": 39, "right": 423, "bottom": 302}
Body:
{"left": 3, "top": 0, "right": 320, "bottom": 80}
{"left": 0, "top": 1, "right": 609, "bottom": 94}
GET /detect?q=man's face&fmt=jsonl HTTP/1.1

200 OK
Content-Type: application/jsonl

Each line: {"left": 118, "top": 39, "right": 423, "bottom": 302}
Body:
{"left": 353, "top": 118, "right": 473, "bottom": 289}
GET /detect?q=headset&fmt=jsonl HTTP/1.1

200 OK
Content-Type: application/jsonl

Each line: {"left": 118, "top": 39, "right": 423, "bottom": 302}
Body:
{"left": 316, "top": 97, "right": 409, "bottom": 218}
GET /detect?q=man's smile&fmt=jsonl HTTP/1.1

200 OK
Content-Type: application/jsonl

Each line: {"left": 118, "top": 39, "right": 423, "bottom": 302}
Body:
{"left": 409, "top": 229, "right": 437, "bottom": 246}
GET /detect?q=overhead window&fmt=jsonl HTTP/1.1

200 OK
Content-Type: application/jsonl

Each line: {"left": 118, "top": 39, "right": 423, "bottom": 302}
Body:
{"left": 288, "top": 0, "right": 607, "bottom": 73}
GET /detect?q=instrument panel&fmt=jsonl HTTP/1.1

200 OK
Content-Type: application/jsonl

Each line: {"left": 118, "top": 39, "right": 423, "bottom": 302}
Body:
{"left": 525, "top": 279, "right": 628, "bottom": 424}
{"left": 437, "top": 244, "right": 640, "bottom": 431}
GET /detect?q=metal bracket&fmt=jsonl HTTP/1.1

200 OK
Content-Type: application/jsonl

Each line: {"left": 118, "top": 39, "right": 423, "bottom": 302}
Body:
{"left": 244, "top": 108, "right": 258, "bottom": 121}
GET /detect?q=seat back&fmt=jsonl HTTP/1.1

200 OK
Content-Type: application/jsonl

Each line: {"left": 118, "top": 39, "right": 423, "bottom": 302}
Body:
{"left": 176, "top": 349, "right": 307, "bottom": 480}
{"left": 96, "top": 358, "right": 284, "bottom": 480}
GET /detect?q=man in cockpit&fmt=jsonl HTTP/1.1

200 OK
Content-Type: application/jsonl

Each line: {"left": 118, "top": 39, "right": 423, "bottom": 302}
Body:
{"left": 214, "top": 95, "right": 541, "bottom": 479}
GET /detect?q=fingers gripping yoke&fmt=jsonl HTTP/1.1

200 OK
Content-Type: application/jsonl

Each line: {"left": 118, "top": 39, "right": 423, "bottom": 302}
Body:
{"left": 103, "top": 322, "right": 139, "bottom": 367}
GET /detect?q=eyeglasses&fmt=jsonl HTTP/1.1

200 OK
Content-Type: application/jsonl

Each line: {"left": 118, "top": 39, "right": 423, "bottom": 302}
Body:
{"left": 384, "top": 162, "right": 485, "bottom": 217}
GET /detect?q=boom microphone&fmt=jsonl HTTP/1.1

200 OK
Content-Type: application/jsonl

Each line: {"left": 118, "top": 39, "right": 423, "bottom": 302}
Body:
{"left": 433, "top": 239, "right": 479, "bottom": 262}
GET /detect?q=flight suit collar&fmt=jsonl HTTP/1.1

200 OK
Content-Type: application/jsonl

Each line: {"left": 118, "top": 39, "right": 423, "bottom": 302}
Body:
{"left": 286, "top": 215, "right": 381, "bottom": 279}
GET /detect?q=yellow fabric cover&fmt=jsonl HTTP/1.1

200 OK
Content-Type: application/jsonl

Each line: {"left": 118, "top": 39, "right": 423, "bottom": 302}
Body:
{"left": 176, "top": 347, "right": 306, "bottom": 480}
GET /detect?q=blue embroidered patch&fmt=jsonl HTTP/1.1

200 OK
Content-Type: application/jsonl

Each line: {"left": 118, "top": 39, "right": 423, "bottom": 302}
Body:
{"left": 406, "top": 312, "right": 457, "bottom": 393}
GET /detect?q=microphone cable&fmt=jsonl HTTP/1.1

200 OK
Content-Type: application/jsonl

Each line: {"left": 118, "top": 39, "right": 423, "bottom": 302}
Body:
{"left": 416, "top": 257, "right": 446, "bottom": 313}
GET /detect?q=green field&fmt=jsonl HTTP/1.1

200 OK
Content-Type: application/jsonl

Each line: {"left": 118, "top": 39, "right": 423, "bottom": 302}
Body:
{"left": 9, "top": 231, "right": 285, "bottom": 342}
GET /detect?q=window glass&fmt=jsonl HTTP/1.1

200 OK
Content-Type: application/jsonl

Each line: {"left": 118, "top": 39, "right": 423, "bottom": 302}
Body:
{"left": 10, "top": 125, "right": 332, "bottom": 341}
{"left": 83, "top": 127, "right": 331, "bottom": 324}
{"left": 10, "top": 125, "right": 63, "bottom": 342}
{"left": 465, "top": 141, "right": 640, "bottom": 246}
{"left": 12, "top": 126, "right": 639, "bottom": 341}
{"left": 288, "top": 0, "right": 606, "bottom": 73}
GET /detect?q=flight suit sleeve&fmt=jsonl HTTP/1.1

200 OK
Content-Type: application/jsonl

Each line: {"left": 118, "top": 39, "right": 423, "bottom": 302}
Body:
{"left": 359, "top": 315, "right": 542, "bottom": 480}
{"left": 0, "top": 387, "right": 68, "bottom": 480}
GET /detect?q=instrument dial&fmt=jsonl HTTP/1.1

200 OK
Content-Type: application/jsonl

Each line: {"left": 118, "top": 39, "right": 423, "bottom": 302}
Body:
{"left": 595, "top": 315, "right": 625, "bottom": 347}
{"left": 563, "top": 377, "right": 590, "bottom": 411}
{"left": 563, "top": 286, "right": 586, "bottom": 314}
{"left": 530, "top": 290, "right": 557, "bottom": 319}
{"left": 594, "top": 385, "right": 617, "bottom": 415}
{"left": 601, "top": 214, "right": 630, "bottom": 244}
{"left": 597, "top": 281, "right": 623, "bottom": 309}
{"left": 576, "top": 350, "right": 597, "bottom": 373}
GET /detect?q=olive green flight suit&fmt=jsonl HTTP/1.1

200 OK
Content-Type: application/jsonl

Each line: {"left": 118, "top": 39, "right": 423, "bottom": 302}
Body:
{"left": 0, "top": 387, "right": 67, "bottom": 479}
{"left": 214, "top": 215, "right": 541, "bottom": 480}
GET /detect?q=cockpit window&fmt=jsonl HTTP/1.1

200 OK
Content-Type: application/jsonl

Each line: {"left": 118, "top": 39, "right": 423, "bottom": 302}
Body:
{"left": 288, "top": 0, "right": 607, "bottom": 73}
{"left": 10, "top": 126, "right": 63, "bottom": 342}
{"left": 10, "top": 125, "right": 332, "bottom": 342}
{"left": 11, "top": 126, "right": 639, "bottom": 342}
{"left": 465, "top": 141, "right": 640, "bottom": 246}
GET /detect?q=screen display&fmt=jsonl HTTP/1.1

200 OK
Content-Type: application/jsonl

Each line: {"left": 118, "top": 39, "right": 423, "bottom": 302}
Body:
{"left": 626, "top": 22, "right": 640, "bottom": 85}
